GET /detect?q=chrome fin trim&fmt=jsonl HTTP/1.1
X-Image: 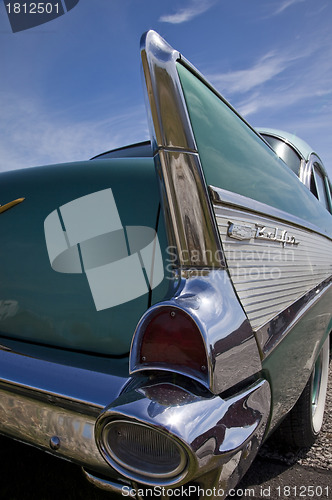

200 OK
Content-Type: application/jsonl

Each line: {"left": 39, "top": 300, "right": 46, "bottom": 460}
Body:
{"left": 141, "top": 30, "right": 224, "bottom": 269}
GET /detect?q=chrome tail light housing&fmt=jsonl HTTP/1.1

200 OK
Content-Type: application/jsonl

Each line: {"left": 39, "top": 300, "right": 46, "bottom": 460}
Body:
{"left": 95, "top": 378, "right": 271, "bottom": 488}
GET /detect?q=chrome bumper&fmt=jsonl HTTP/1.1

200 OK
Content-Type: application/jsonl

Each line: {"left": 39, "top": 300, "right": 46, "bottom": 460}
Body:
{"left": 0, "top": 347, "right": 270, "bottom": 498}
{"left": 0, "top": 347, "right": 129, "bottom": 478}
{"left": 95, "top": 378, "right": 271, "bottom": 495}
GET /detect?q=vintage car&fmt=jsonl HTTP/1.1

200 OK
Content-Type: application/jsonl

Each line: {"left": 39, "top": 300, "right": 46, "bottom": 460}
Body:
{"left": 0, "top": 31, "right": 331, "bottom": 498}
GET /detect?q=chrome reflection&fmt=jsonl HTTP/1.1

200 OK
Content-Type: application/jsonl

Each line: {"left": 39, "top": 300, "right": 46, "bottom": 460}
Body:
{"left": 82, "top": 469, "right": 132, "bottom": 493}
{"left": 0, "top": 388, "right": 111, "bottom": 475}
{"left": 0, "top": 347, "right": 129, "bottom": 478}
{"left": 95, "top": 378, "right": 271, "bottom": 489}
{"left": 131, "top": 268, "right": 262, "bottom": 394}
{"left": 141, "top": 30, "right": 224, "bottom": 270}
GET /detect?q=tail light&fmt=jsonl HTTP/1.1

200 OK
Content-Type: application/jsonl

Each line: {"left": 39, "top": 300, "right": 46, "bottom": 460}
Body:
{"left": 100, "top": 419, "right": 187, "bottom": 480}
{"left": 131, "top": 306, "right": 208, "bottom": 383}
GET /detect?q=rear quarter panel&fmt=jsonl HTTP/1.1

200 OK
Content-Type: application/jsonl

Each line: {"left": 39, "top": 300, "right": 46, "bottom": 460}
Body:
{"left": 0, "top": 158, "right": 173, "bottom": 355}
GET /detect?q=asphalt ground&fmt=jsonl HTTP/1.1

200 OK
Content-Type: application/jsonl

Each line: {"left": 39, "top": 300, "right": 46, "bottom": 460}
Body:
{"left": 0, "top": 358, "right": 330, "bottom": 500}
{"left": 231, "top": 351, "right": 332, "bottom": 500}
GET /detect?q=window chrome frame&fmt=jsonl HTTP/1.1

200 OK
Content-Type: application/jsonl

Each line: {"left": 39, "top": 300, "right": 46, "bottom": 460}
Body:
{"left": 305, "top": 154, "right": 332, "bottom": 213}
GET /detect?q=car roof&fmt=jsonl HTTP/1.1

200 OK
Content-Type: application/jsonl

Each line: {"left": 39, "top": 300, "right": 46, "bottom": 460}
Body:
{"left": 257, "top": 127, "right": 316, "bottom": 162}
{"left": 91, "top": 141, "right": 152, "bottom": 160}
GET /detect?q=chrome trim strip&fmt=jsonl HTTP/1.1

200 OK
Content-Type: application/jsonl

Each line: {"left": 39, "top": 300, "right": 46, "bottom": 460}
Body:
{"left": 210, "top": 185, "right": 332, "bottom": 239}
{"left": 95, "top": 378, "right": 271, "bottom": 489}
{"left": 130, "top": 269, "right": 262, "bottom": 394}
{"left": 0, "top": 348, "right": 128, "bottom": 410}
{"left": 141, "top": 30, "right": 224, "bottom": 269}
{"left": 256, "top": 276, "right": 332, "bottom": 356}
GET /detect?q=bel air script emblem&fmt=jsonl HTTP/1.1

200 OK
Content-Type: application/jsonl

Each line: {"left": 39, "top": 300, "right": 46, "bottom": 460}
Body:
{"left": 255, "top": 225, "right": 300, "bottom": 247}
{"left": 228, "top": 222, "right": 300, "bottom": 247}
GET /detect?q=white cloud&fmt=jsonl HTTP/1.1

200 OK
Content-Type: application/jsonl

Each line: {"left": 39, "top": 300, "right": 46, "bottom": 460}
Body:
{"left": 159, "top": 0, "right": 215, "bottom": 24}
{"left": 204, "top": 33, "right": 332, "bottom": 174}
{"left": 209, "top": 52, "right": 289, "bottom": 94}
{"left": 272, "top": 0, "right": 305, "bottom": 16}
{"left": 208, "top": 42, "right": 318, "bottom": 97}
{"left": 207, "top": 35, "right": 332, "bottom": 112}
{"left": 0, "top": 92, "right": 148, "bottom": 172}
{"left": 235, "top": 49, "right": 332, "bottom": 119}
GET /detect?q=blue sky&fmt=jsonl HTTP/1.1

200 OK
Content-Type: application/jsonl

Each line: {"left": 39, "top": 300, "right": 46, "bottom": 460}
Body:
{"left": 1, "top": 0, "right": 331, "bottom": 177}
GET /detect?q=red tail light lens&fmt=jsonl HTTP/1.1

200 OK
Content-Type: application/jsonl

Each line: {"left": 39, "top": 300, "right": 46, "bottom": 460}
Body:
{"left": 139, "top": 307, "right": 207, "bottom": 380}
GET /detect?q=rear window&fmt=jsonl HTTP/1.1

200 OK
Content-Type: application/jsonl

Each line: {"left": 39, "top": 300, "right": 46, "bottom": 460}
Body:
{"left": 260, "top": 134, "right": 301, "bottom": 175}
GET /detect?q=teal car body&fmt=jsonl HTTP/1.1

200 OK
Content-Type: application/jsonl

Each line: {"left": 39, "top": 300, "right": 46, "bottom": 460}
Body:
{"left": 0, "top": 158, "right": 175, "bottom": 355}
{"left": 0, "top": 31, "right": 330, "bottom": 499}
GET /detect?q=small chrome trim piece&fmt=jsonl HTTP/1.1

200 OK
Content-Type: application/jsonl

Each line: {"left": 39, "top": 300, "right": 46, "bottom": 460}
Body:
{"left": 228, "top": 221, "right": 300, "bottom": 247}
{"left": 50, "top": 436, "right": 61, "bottom": 451}
{"left": 141, "top": 30, "right": 224, "bottom": 269}
{"left": 140, "top": 31, "right": 194, "bottom": 153}
{"left": 300, "top": 157, "right": 313, "bottom": 191}
{"left": 255, "top": 225, "right": 299, "bottom": 246}
{"left": 0, "top": 197, "right": 25, "bottom": 214}
{"left": 228, "top": 222, "right": 253, "bottom": 241}
{"left": 82, "top": 469, "right": 131, "bottom": 493}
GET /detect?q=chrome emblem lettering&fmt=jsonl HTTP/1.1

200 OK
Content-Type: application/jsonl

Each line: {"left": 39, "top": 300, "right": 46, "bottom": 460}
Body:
{"left": 228, "top": 221, "right": 300, "bottom": 247}
{"left": 255, "top": 225, "right": 300, "bottom": 247}
{"left": 228, "top": 223, "right": 253, "bottom": 240}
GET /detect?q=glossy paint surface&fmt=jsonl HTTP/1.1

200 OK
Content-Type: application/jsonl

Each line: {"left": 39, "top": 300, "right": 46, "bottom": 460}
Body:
{"left": 177, "top": 63, "right": 332, "bottom": 236}
{"left": 0, "top": 158, "right": 175, "bottom": 355}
